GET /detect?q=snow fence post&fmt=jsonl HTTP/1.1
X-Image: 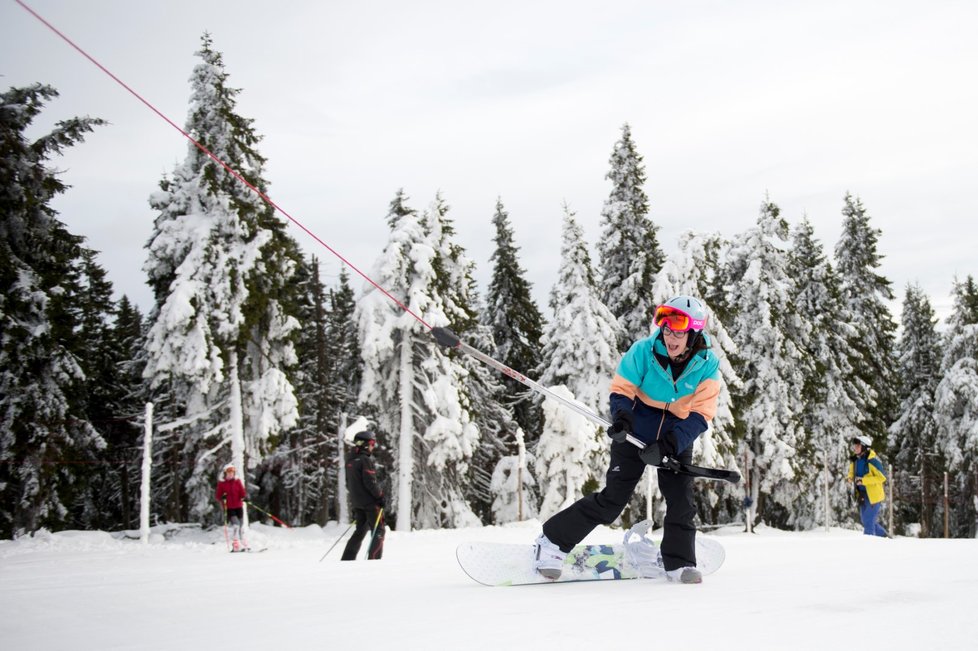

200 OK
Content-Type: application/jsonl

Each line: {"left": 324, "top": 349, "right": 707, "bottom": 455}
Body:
{"left": 338, "top": 412, "right": 348, "bottom": 525}
{"left": 140, "top": 402, "right": 153, "bottom": 545}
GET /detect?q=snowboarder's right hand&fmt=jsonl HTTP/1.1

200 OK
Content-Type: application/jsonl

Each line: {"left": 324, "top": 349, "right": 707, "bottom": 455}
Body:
{"left": 607, "top": 411, "right": 634, "bottom": 443}
{"left": 608, "top": 419, "right": 632, "bottom": 443}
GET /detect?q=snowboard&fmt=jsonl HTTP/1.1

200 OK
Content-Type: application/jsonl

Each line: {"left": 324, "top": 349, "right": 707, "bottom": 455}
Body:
{"left": 457, "top": 528, "right": 724, "bottom": 587}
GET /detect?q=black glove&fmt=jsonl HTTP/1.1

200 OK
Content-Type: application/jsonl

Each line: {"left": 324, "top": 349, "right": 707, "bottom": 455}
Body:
{"left": 377, "top": 496, "right": 386, "bottom": 510}
{"left": 639, "top": 432, "right": 678, "bottom": 467}
{"left": 607, "top": 411, "right": 635, "bottom": 443}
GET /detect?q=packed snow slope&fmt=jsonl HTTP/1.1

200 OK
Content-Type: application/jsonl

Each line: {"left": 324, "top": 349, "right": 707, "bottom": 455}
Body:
{"left": 1, "top": 521, "right": 976, "bottom": 650}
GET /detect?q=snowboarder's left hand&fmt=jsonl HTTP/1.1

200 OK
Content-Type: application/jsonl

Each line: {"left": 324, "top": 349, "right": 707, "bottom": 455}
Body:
{"left": 638, "top": 432, "right": 678, "bottom": 467}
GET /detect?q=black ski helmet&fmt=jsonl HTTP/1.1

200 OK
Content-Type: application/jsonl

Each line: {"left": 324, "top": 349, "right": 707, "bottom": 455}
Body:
{"left": 353, "top": 430, "right": 377, "bottom": 447}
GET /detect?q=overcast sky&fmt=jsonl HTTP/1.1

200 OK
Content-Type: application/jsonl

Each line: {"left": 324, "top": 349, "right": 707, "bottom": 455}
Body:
{"left": 3, "top": 0, "right": 976, "bottom": 325}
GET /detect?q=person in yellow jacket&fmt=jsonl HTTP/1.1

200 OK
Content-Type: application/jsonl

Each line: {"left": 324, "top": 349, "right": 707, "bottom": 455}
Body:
{"left": 847, "top": 435, "right": 888, "bottom": 537}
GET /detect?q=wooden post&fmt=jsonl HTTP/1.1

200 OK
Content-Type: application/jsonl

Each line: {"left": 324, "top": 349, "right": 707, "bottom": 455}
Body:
{"left": 888, "top": 466, "right": 894, "bottom": 536}
{"left": 823, "top": 462, "right": 830, "bottom": 532}
{"left": 744, "top": 450, "right": 754, "bottom": 533}
{"left": 515, "top": 428, "right": 526, "bottom": 522}
{"left": 921, "top": 462, "right": 929, "bottom": 538}
{"left": 944, "top": 471, "right": 950, "bottom": 538}
{"left": 646, "top": 472, "right": 653, "bottom": 522}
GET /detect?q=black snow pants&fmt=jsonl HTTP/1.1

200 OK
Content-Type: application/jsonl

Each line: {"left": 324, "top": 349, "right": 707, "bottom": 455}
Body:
{"left": 341, "top": 507, "right": 385, "bottom": 560}
{"left": 542, "top": 439, "right": 696, "bottom": 571}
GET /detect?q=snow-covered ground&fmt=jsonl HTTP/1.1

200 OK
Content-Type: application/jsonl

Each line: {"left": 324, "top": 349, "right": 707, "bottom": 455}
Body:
{"left": 1, "top": 520, "right": 976, "bottom": 650}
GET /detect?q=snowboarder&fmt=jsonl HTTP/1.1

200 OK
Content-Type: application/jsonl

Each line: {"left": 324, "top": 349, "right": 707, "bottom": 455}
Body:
{"left": 216, "top": 464, "right": 248, "bottom": 551}
{"left": 341, "top": 431, "right": 386, "bottom": 560}
{"left": 534, "top": 295, "right": 721, "bottom": 583}
{"left": 847, "top": 435, "right": 888, "bottom": 537}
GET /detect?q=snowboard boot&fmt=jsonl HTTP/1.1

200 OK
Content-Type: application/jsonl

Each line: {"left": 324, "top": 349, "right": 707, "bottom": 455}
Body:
{"left": 533, "top": 533, "right": 567, "bottom": 580}
{"left": 666, "top": 566, "right": 703, "bottom": 584}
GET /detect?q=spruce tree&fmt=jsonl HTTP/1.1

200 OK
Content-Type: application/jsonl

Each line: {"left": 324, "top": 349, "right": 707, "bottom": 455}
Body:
{"left": 484, "top": 198, "right": 545, "bottom": 440}
{"left": 788, "top": 218, "right": 864, "bottom": 528}
{"left": 108, "top": 296, "right": 148, "bottom": 530}
{"left": 933, "top": 276, "right": 978, "bottom": 536}
{"left": 724, "top": 198, "right": 808, "bottom": 528}
{"left": 597, "top": 123, "right": 664, "bottom": 349}
{"left": 834, "top": 193, "right": 899, "bottom": 450}
{"left": 539, "top": 204, "right": 621, "bottom": 482}
{"left": 358, "top": 191, "right": 481, "bottom": 530}
{"left": 72, "top": 250, "right": 137, "bottom": 531}
{"left": 258, "top": 256, "right": 327, "bottom": 525}
{"left": 890, "top": 283, "right": 941, "bottom": 536}
{"left": 535, "top": 385, "right": 602, "bottom": 518}
{"left": 142, "top": 34, "right": 298, "bottom": 521}
{"left": 0, "top": 84, "right": 106, "bottom": 537}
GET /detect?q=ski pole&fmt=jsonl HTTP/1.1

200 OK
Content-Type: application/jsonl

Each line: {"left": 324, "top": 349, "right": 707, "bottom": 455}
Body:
{"left": 364, "top": 508, "right": 384, "bottom": 560}
{"left": 319, "top": 522, "right": 355, "bottom": 562}
{"left": 243, "top": 500, "right": 291, "bottom": 528}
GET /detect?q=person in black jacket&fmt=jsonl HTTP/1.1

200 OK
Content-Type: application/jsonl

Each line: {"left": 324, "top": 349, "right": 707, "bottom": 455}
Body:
{"left": 341, "top": 431, "right": 386, "bottom": 560}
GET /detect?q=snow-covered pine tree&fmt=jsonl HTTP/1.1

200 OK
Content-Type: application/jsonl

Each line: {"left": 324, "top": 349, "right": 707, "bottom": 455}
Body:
{"left": 651, "top": 230, "right": 741, "bottom": 524}
{"left": 419, "top": 193, "right": 486, "bottom": 526}
{"left": 0, "top": 84, "right": 107, "bottom": 537}
{"left": 257, "top": 256, "right": 327, "bottom": 526}
{"left": 890, "top": 283, "right": 942, "bottom": 536}
{"left": 106, "top": 296, "right": 148, "bottom": 530}
{"left": 72, "top": 251, "right": 142, "bottom": 531}
{"left": 724, "top": 198, "right": 808, "bottom": 528}
{"left": 539, "top": 204, "right": 621, "bottom": 482}
{"left": 326, "top": 267, "right": 362, "bottom": 422}
{"left": 320, "top": 267, "right": 365, "bottom": 520}
{"left": 534, "top": 385, "right": 603, "bottom": 518}
{"left": 788, "top": 218, "right": 865, "bottom": 528}
{"left": 458, "top": 317, "right": 522, "bottom": 524}
{"left": 489, "top": 426, "right": 538, "bottom": 523}
{"left": 597, "top": 123, "right": 664, "bottom": 350}
{"left": 933, "top": 276, "right": 978, "bottom": 537}
{"left": 834, "top": 193, "right": 899, "bottom": 450}
{"left": 357, "top": 190, "right": 480, "bottom": 530}
{"left": 142, "top": 34, "right": 298, "bottom": 521}
{"left": 484, "top": 198, "right": 545, "bottom": 441}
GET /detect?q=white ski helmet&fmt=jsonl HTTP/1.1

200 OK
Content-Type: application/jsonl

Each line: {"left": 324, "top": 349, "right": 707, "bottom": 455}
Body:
{"left": 851, "top": 435, "right": 872, "bottom": 448}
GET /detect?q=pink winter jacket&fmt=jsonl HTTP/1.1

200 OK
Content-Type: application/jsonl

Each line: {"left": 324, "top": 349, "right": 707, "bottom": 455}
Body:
{"left": 215, "top": 478, "right": 247, "bottom": 509}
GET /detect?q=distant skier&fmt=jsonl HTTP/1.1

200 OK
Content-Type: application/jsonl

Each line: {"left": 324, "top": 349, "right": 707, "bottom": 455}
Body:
{"left": 847, "top": 435, "right": 888, "bottom": 537}
{"left": 216, "top": 463, "right": 248, "bottom": 551}
{"left": 341, "top": 431, "right": 386, "bottom": 560}
{"left": 534, "top": 295, "right": 721, "bottom": 584}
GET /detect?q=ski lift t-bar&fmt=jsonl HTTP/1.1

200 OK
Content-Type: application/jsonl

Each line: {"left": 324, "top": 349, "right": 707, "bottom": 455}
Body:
{"left": 430, "top": 326, "right": 648, "bottom": 451}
